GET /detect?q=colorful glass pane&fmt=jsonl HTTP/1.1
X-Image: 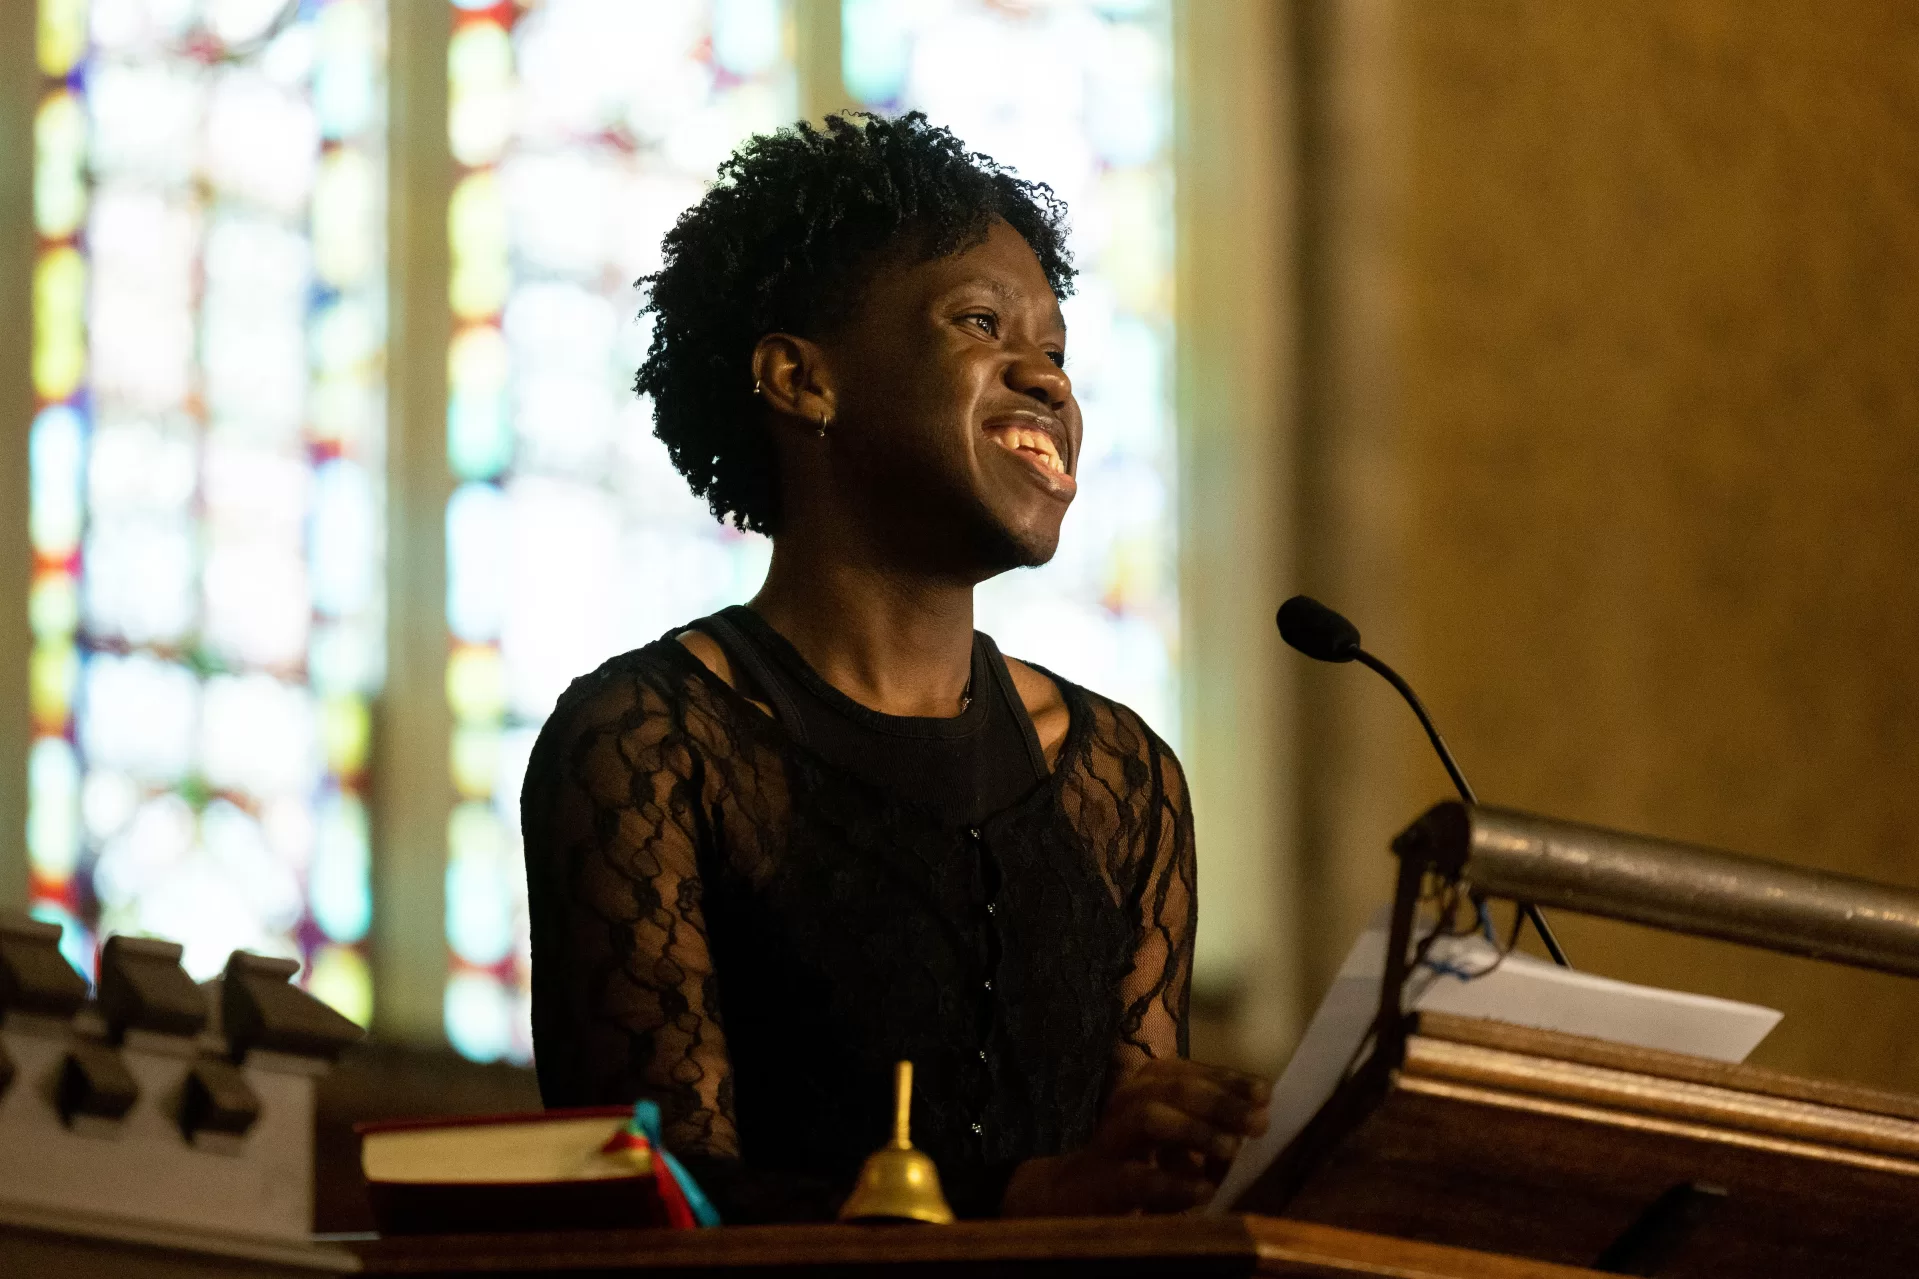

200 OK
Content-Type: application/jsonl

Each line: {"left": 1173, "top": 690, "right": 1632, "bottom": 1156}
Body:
{"left": 442, "top": 0, "right": 792, "bottom": 1062}
{"left": 27, "top": 0, "right": 387, "bottom": 1027}
{"left": 843, "top": 0, "right": 1181, "bottom": 743}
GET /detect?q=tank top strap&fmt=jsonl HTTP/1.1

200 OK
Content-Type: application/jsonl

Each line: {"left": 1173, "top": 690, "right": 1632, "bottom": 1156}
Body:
{"left": 690, "top": 608, "right": 812, "bottom": 748}
{"left": 975, "top": 631, "right": 1049, "bottom": 783}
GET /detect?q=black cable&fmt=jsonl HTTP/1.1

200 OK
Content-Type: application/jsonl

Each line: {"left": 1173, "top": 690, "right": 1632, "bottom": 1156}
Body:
{"left": 1354, "top": 650, "right": 1571, "bottom": 969}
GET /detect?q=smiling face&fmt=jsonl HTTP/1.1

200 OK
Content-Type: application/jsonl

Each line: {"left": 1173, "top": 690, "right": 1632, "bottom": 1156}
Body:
{"left": 788, "top": 217, "right": 1082, "bottom": 579}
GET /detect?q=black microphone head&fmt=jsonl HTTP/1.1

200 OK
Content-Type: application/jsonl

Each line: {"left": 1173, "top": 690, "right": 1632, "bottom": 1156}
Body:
{"left": 1276, "top": 595, "right": 1363, "bottom": 663}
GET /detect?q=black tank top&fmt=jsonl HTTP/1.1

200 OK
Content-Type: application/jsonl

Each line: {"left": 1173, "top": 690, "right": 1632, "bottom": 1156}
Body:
{"left": 692, "top": 605, "right": 1050, "bottom": 827}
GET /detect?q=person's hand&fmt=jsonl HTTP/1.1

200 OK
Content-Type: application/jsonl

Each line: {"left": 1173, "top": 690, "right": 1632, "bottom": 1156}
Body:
{"left": 1000, "top": 1059, "right": 1270, "bottom": 1216}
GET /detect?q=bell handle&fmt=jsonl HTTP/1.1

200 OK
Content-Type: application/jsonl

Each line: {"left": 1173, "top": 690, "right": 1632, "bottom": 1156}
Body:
{"left": 893, "top": 1060, "right": 913, "bottom": 1149}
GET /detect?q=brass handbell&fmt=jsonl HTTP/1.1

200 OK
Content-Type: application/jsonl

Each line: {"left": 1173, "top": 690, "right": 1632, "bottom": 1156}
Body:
{"left": 837, "top": 1061, "right": 955, "bottom": 1224}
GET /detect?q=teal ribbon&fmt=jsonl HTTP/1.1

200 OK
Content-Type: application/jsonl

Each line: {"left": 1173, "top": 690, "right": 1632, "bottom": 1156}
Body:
{"left": 630, "top": 1100, "right": 721, "bottom": 1228}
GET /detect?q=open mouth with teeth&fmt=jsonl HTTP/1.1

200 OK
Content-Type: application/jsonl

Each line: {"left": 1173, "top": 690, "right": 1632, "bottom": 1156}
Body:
{"left": 984, "top": 421, "right": 1069, "bottom": 477}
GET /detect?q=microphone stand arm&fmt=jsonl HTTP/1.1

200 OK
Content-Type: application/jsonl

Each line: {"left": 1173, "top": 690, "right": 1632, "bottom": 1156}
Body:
{"left": 1354, "top": 649, "right": 1572, "bottom": 968}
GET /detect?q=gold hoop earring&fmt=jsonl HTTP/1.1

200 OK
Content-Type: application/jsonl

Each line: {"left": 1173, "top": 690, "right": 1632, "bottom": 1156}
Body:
{"left": 816, "top": 409, "right": 830, "bottom": 440}
{"left": 752, "top": 378, "right": 763, "bottom": 396}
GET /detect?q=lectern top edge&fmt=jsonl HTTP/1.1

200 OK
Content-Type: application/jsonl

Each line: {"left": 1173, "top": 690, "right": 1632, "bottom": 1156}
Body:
{"left": 1393, "top": 801, "right": 1919, "bottom": 979}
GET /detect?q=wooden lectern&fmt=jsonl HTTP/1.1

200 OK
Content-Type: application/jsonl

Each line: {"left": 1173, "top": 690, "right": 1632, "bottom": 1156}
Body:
{"left": 1234, "top": 803, "right": 1919, "bottom": 1277}
{"left": 1243, "top": 1012, "right": 1919, "bottom": 1276}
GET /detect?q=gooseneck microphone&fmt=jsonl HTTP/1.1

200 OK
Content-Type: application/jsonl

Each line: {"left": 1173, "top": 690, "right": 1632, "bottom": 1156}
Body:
{"left": 1276, "top": 595, "right": 1570, "bottom": 968}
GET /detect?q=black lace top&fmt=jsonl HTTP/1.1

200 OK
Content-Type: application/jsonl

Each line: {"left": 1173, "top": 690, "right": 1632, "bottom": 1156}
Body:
{"left": 689, "top": 606, "right": 1051, "bottom": 829}
{"left": 520, "top": 615, "right": 1196, "bottom": 1221}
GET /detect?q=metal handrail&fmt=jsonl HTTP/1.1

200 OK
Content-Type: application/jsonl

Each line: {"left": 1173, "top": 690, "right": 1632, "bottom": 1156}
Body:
{"left": 1392, "top": 802, "right": 1919, "bottom": 979}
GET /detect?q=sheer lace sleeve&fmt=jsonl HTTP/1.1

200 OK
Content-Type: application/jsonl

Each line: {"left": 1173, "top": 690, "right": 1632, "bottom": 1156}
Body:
{"left": 521, "top": 651, "right": 838, "bottom": 1220}
{"left": 1058, "top": 692, "right": 1197, "bottom": 1076}
{"left": 1113, "top": 715, "right": 1195, "bottom": 1068}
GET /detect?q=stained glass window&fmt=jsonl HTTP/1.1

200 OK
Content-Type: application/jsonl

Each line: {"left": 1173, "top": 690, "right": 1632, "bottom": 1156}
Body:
{"left": 27, "top": 0, "right": 388, "bottom": 1023}
{"left": 842, "top": 0, "right": 1180, "bottom": 742}
{"left": 443, "top": 0, "right": 792, "bottom": 1062}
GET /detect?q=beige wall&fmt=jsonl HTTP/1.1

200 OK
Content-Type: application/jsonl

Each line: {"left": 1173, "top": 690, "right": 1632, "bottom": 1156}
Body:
{"left": 1297, "top": 0, "right": 1919, "bottom": 1090}
{"left": 1177, "top": 0, "right": 1302, "bottom": 1069}
{"left": 371, "top": 0, "right": 457, "bottom": 1044}
{"left": 0, "top": 1, "right": 36, "bottom": 912}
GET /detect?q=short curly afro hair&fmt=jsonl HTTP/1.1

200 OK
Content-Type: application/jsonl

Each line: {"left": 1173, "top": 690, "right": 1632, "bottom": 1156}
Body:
{"left": 634, "top": 111, "right": 1076, "bottom": 535}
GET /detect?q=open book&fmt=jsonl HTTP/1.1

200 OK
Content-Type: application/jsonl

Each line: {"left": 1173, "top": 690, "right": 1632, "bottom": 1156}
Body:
{"left": 1208, "top": 909, "right": 1783, "bottom": 1211}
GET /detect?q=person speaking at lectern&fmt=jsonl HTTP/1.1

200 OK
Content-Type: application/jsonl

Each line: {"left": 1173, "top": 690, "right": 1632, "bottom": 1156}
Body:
{"left": 520, "top": 112, "right": 1269, "bottom": 1223}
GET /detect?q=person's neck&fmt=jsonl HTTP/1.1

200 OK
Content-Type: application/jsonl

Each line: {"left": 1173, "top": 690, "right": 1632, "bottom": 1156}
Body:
{"left": 748, "top": 530, "right": 977, "bottom": 719}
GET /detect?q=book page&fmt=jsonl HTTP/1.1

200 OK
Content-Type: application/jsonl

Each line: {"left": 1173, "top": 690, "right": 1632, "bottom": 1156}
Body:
{"left": 364, "top": 1114, "right": 638, "bottom": 1184}
{"left": 1207, "top": 908, "right": 1782, "bottom": 1211}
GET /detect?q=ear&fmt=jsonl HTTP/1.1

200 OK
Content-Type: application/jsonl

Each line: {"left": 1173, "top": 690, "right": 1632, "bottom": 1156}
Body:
{"left": 751, "top": 333, "right": 836, "bottom": 434}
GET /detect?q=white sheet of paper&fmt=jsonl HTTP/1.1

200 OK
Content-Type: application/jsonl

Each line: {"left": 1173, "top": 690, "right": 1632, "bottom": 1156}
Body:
{"left": 1207, "top": 908, "right": 1783, "bottom": 1211}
